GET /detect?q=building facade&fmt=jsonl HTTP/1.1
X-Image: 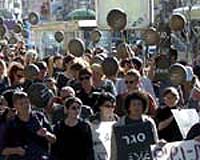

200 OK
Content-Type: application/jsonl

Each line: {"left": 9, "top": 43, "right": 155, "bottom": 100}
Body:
{"left": 0, "top": 0, "right": 22, "bottom": 20}
{"left": 22, "top": 0, "right": 51, "bottom": 21}
{"left": 51, "top": 0, "right": 95, "bottom": 21}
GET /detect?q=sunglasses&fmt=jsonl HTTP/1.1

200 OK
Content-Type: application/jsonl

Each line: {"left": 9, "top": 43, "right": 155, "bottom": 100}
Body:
{"left": 125, "top": 80, "right": 136, "bottom": 84}
{"left": 79, "top": 76, "right": 91, "bottom": 81}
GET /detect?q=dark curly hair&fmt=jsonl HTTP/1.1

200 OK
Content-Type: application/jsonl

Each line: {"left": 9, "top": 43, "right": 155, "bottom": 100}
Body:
{"left": 96, "top": 92, "right": 116, "bottom": 108}
{"left": 125, "top": 91, "right": 148, "bottom": 113}
{"left": 64, "top": 96, "right": 82, "bottom": 109}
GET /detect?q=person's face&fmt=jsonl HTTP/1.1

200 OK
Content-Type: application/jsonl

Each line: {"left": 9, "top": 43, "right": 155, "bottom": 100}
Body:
{"left": 14, "top": 69, "right": 24, "bottom": 84}
{"left": 60, "top": 88, "right": 75, "bottom": 100}
{"left": 125, "top": 75, "right": 139, "bottom": 91}
{"left": 65, "top": 102, "right": 81, "bottom": 119}
{"left": 100, "top": 100, "right": 115, "bottom": 116}
{"left": 14, "top": 97, "right": 31, "bottom": 115}
{"left": 55, "top": 58, "right": 63, "bottom": 69}
{"left": 128, "top": 99, "right": 144, "bottom": 118}
{"left": 38, "top": 69, "right": 47, "bottom": 80}
{"left": 79, "top": 74, "right": 93, "bottom": 87}
{"left": 170, "top": 70, "right": 185, "bottom": 86}
{"left": 163, "top": 93, "right": 178, "bottom": 107}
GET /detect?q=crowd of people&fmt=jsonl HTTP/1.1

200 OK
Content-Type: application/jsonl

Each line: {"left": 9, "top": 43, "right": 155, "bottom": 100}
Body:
{"left": 0, "top": 39, "right": 199, "bottom": 160}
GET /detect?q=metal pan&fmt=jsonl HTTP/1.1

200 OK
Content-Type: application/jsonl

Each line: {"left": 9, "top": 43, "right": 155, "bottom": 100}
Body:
{"left": 68, "top": 38, "right": 85, "bottom": 57}
{"left": 106, "top": 8, "right": 127, "bottom": 31}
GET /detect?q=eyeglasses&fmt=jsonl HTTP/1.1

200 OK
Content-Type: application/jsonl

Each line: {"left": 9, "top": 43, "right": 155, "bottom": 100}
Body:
{"left": 79, "top": 76, "right": 91, "bottom": 81}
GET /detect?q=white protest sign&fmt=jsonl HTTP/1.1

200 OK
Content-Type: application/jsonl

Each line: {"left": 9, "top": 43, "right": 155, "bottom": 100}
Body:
{"left": 92, "top": 121, "right": 115, "bottom": 160}
{"left": 171, "top": 109, "right": 200, "bottom": 139}
{"left": 95, "top": 0, "right": 154, "bottom": 29}
{"left": 151, "top": 140, "right": 200, "bottom": 160}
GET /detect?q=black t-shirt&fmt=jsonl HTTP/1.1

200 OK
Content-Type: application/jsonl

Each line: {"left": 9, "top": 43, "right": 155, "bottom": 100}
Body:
{"left": 4, "top": 111, "right": 52, "bottom": 152}
{"left": 52, "top": 120, "right": 94, "bottom": 160}
{"left": 0, "top": 77, "right": 9, "bottom": 94}
{"left": 155, "top": 106, "right": 183, "bottom": 142}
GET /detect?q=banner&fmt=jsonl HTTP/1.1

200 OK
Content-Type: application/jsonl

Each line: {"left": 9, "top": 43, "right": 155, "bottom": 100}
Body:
{"left": 171, "top": 109, "right": 200, "bottom": 139}
{"left": 92, "top": 122, "right": 115, "bottom": 160}
{"left": 114, "top": 122, "right": 154, "bottom": 160}
{"left": 151, "top": 140, "right": 200, "bottom": 160}
{"left": 95, "top": 0, "right": 154, "bottom": 29}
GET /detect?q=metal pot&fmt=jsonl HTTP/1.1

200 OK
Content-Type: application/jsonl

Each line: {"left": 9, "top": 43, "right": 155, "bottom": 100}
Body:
{"left": 106, "top": 8, "right": 127, "bottom": 31}
{"left": 68, "top": 38, "right": 85, "bottom": 57}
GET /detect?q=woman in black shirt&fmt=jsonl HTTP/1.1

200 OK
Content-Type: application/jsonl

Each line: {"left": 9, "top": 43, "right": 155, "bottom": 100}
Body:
{"left": 155, "top": 87, "right": 183, "bottom": 142}
{"left": 51, "top": 96, "right": 94, "bottom": 160}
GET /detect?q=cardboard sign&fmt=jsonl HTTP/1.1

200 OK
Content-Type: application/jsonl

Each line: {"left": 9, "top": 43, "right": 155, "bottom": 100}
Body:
{"left": 151, "top": 140, "right": 200, "bottom": 160}
{"left": 171, "top": 109, "right": 200, "bottom": 139}
{"left": 96, "top": 0, "right": 153, "bottom": 29}
{"left": 114, "top": 121, "right": 154, "bottom": 160}
{"left": 92, "top": 122, "right": 115, "bottom": 160}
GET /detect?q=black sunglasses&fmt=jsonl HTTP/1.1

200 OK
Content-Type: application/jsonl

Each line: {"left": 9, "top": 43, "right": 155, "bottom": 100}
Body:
{"left": 79, "top": 76, "right": 91, "bottom": 81}
{"left": 125, "top": 80, "right": 135, "bottom": 84}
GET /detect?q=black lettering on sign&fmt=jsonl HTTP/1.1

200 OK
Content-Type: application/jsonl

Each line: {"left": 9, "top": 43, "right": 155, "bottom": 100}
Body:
{"left": 152, "top": 141, "right": 200, "bottom": 160}
{"left": 194, "top": 144, "right": 200, "bottom": 160}
{"left": 128, "top": 151, "right": 151, "bottom": 160}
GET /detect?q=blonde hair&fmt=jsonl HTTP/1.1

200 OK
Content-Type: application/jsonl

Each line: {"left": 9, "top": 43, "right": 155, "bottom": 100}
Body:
{"left": 126, "top": 68, "right": 141, "bottom": 81}
{"left": 91, "top": 63, "right": 103, "bottom": 75}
